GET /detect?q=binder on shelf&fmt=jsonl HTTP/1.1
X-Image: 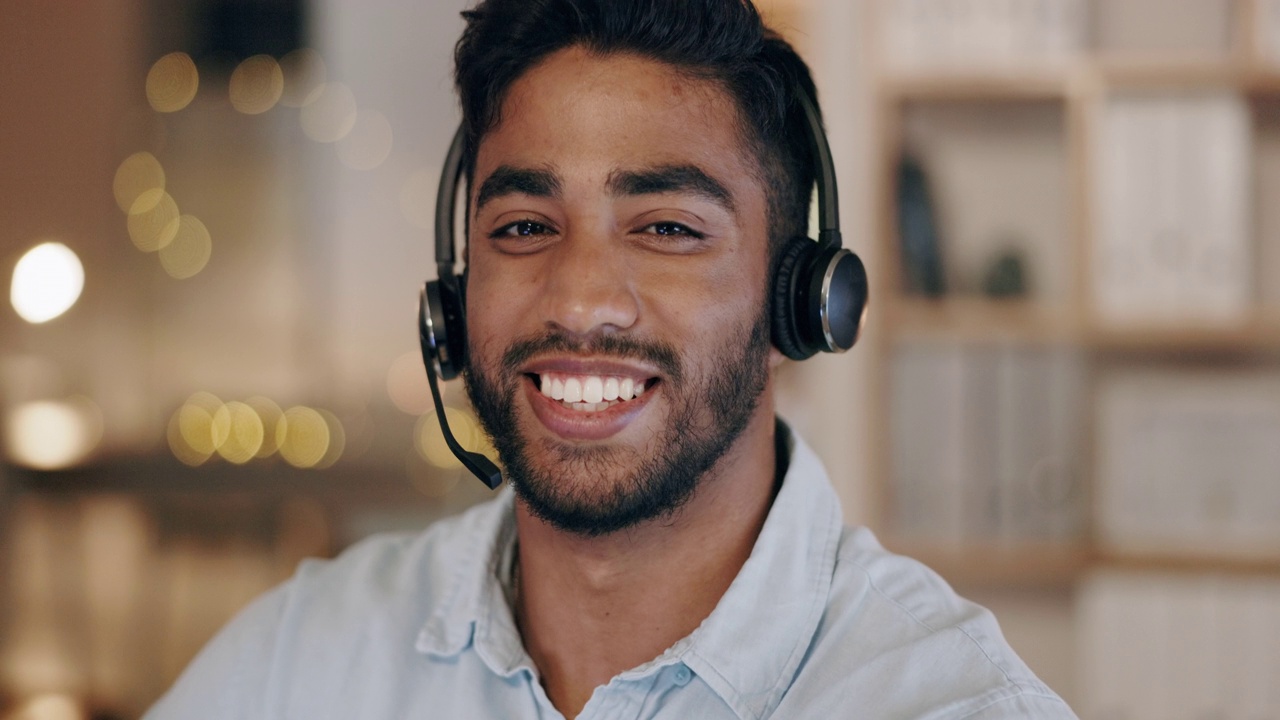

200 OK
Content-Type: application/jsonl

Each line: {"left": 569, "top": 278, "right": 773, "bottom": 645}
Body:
{"left": 1077, "top": 570, "right": 1280, "bottom": 720}
{"left": 879, "top": 0, "right": 1086, "bottom": 70}
{"left": 896, "top": 154, "right": 947, "bottom": 297}
{"left": 1260, "top": 0, "right": 1280, "bottom": 67}
{"left": 1096, "top": 370, "right": 1280, "bottom": 558}
{"left": 890, "top": 344, "right": 1085, "bottom": 544}
{"left": 1092, "top": 92, "right": 1253, "bottom": 326}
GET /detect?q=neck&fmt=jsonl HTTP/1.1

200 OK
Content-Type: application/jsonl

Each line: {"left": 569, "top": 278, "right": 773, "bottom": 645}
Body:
{"left": 512, "top": 404, "right": 779, "bottom": 719}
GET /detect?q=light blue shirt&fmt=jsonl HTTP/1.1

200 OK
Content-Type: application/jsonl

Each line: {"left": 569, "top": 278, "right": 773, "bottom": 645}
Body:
{"left": 147, "top": 424, "right": 1076, "bottom": 719}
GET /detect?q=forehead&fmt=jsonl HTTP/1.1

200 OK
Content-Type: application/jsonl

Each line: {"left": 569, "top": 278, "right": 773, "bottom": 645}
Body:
{"left": 473, "top": 47, "right": 764, "bottom": 197}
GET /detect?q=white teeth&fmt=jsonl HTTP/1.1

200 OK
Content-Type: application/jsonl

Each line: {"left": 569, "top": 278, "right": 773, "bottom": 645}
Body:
{"left": 537, "top": 373, "right": 650, "bottom": 409}
{"left": 582, "top": 376, "right": 604, "bottom": 404}
{"left": 563, "top": 377, "right": 583, "bottom": 403}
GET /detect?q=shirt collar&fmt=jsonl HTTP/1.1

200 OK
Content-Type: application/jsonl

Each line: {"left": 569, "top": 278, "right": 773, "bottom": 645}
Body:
{"left": 415, "top": 421, "right": 844, "bottom": 720}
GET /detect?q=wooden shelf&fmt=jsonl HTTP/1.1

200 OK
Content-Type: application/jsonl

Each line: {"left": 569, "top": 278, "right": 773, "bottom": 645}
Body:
{"left": 888, "top": 297, "right": 1077, "bottom": 345}
{"left": 1096, "top": 551, "right": 1280, "bottom": 577}
{"left": 879, "top": 69, "right": 1074, "bottom": 101}
{"left": 1094, "top": 55, "right": 1247, "bottom": 87}
{"left": 1084, "top": 315, "right": 1280, "bottom": 353}
{"left": 868, "top": 1, "right": 1280, "bottom": 600}
{"left": 882, "top": 538, "right": 1093, "bottom": 588}
{"left": 879, "top": 61, "right": 1280, "bottom": 100}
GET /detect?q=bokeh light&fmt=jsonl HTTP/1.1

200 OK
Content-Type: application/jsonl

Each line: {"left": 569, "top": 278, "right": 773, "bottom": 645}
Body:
{"left": 279, "top": 48, "right": 327, "bottom": 107}
{"left": 112, "top": 151, "right": 166, "bottom": 213}
{"left": 158, "top": 214, "right": 212, "bottom": 279}
{"left": 398, "top": 169, "right": 436, "bottom": 230}
{"left": 314, "top": 409, "right": 346, "bottom": 469}
{"left": 176, "top": 391, "right": 222, "bottom": 459}
{"left": 10, "top": 242, "right": 85, "bottom": 324}
{"left": 146, "top": 52, "right": 199, "bottom": 113}
{"left": 387, "top": 351, "right": 435, "bottom": 415}
{"left": 415, "top": 406, "right": 495, "bottom": 469}
{"left": 168, "top": 408, "right": 209, "bottom": 467}
{"left": 300, "top": 82, "right": 357, "bottom": 143}
{"left": 246, "top": 396, "right": 283, "bottom": 458}
{"left": 8, "top": 693, "right": 85, "bottom": 720}
{"left": 278, "top": 406, "right": 330, "bottom": 468}
{"left": 127, "top": 190, "right": 179, "bottom": 252}
{"left": 337, "top": 109, "right": 393, "bottom": 171}
{"left": 213, "top": 401, "right": 265, "bottom": 464}
{"left": 229, "top": 54, "right": 284, "bottom": 115}
{"left": 4, "top": 397, "right": 103, "bottom": 470}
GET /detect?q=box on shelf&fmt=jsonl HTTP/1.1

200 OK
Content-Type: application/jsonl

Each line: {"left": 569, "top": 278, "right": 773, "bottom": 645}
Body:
{"left": 1092, "top": 91, "right": 1253, "bottom": 326}
{"left": 877, "top": 0, "right": 1086, "bottom": 70}
{"left": 1094, "top": 0, "right": 1236, "bottom": 58}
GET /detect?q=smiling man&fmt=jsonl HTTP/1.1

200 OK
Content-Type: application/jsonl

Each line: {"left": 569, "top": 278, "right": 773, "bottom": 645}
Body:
{"left": 147, "top": 1, "right": 1076, "bottom": 718}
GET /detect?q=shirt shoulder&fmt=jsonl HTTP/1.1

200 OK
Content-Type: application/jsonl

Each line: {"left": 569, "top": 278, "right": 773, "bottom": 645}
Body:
{"left": 145, "top": 496, "right": 511, "bottom": 720}
{"left": 775, "top": 525, "right": 1078, "bottom": 719}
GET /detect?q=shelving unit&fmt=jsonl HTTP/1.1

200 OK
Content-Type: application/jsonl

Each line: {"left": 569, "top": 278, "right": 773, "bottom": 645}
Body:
{"left": 866, "top": 0, "right": 1280, "bottom": 588}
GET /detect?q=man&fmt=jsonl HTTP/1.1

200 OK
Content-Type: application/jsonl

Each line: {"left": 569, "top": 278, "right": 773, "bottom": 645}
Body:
{"left": 148, "top": 1, "right": 1076, "bottom": 717}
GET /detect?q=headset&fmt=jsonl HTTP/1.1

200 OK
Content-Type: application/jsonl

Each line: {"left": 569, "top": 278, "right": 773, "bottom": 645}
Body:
{"left": 419, "top": 87, "right": 869, "bottom": 490}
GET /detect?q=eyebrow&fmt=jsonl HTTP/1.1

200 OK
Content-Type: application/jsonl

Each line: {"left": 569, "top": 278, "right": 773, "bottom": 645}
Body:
{"left": 473, "top": 163, "right": 736, "bottom": 215}
{"left": 607, "top": 165, "right": 736, "bottom": 214}
{"left": 475, "top": 165, "right": 562, "bottom": 212}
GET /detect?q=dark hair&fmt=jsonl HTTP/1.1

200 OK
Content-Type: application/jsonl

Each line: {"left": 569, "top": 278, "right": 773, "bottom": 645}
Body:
{"left": 453, "top": 0, "right": 821, "bottom": 254}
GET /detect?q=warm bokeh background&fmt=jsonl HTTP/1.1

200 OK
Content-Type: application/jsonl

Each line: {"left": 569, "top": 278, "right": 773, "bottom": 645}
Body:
{"left": 2, "top": 1, "right": 1279, "bottom": 718}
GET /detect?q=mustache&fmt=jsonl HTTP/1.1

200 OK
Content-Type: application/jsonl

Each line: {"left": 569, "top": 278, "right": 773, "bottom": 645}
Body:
{"left": 500, "top": 330, "right": 685, "bottom": 385}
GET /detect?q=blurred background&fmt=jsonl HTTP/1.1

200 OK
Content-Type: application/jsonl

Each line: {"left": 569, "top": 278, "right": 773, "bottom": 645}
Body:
{"left": 2, "top": 0, "right": 1279, "bottom": 718}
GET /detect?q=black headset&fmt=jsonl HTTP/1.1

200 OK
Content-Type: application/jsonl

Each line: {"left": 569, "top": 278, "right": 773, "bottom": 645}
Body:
{"left": 419, "top": 88, "right": 868, "bottom": 489}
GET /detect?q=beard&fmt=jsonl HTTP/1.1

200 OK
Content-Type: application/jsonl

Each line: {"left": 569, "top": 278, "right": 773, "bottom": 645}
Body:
{"left": 464, "top": 308, "right": 772, "bottom": 537}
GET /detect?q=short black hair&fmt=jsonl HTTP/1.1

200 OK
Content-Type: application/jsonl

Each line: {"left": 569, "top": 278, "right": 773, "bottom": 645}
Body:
{"left": 453, "top": 0, "right": 821, "bottom": 254}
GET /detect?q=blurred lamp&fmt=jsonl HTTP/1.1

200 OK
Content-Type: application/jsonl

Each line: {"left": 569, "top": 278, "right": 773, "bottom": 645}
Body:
{"left": 10, "top": 242, "right": 85, "bottom": 324}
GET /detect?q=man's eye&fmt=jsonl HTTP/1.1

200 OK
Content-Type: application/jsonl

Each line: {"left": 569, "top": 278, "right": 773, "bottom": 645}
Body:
{"left": 491, "top": 220, "right": 553, "bottom": 239}
{"left": 642, "top": 222, "right": 703, "bottom": 239}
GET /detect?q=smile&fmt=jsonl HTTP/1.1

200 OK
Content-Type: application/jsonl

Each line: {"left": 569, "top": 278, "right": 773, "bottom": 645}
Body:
{"left": 534, "top": 373, "right": 652, "bottom": 412}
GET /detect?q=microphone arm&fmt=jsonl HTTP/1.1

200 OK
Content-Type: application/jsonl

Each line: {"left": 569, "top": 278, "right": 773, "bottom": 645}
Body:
{"left": 419, "top": 292, "right": 503, "bottom": 489}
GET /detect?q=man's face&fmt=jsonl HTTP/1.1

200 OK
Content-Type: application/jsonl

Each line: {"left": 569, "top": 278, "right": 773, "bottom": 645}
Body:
{"left": 463, "top": 47, "right": 774, "bottom": 535}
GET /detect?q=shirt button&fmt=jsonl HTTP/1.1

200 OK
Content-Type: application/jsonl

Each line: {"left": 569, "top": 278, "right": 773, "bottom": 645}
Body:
{"left": 673, "top": 664, "right": 693, "bottom": 686}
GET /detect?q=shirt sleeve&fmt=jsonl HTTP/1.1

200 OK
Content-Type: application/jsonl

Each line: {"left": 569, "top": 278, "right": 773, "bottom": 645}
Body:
{"left": 142, "top": 584, "right": 289, "bottom": 720}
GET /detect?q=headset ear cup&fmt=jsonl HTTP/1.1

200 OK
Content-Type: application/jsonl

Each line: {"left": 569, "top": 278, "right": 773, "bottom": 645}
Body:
{"left": 805, "top": 246, "right": 869, "bottom": 353}
{"left": 422, "top": 274, "right": 469, "bottom": 381}
{"left": 771, "top": 237, "right": 819, "bottom": 361}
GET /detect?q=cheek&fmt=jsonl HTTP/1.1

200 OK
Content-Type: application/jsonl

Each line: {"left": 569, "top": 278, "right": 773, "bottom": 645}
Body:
{"left": 640, "top": 259, "right": 767, "bottom": 356}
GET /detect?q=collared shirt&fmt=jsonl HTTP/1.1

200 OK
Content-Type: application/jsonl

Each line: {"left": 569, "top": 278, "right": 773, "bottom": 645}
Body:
{"left": 146, "top": 424, "right": 1076, "bottom": 719}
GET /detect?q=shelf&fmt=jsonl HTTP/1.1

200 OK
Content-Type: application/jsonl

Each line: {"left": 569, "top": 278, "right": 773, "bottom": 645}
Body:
{"left": 888, "top": 297, "right": 1078, "bottom": 345}
{"left": 1094, "top": 56, "right": 1247, "bottom": 87}
{"left": 886, "top": 298, "right": 1280, "bottom": 352}
{"left": 878, "top": 60, "right": 1280, "bottom": 98}
{"left": 879, "top": 69, "right": 1075, "bottom": 101}
{"left": 1084, "top": 315, "right": 1280, "bottom": 353}
{"left": 1243, "top": 69, "right": 1280, "bottom": 94}
{"left": 883, "top": 538, "right": 1093, "bottom": 588}
{"left": 1096, "top": 551, "right": 1280, "bottom": 577}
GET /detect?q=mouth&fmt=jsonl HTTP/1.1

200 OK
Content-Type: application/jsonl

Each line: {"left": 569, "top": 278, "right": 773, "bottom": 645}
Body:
{"left": 518, "top": 358, "right": 665, "bottom": 441}
{"left": 528, "top": 372, "right": 656, "bottom": 413}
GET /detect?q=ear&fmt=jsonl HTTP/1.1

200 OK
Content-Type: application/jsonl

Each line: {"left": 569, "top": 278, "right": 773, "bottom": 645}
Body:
{"left": 769, "top": 346, "right": 786, "bottom": 370}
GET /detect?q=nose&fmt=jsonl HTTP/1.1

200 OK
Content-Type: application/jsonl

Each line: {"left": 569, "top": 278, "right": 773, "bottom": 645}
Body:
{"left": 538, "top": 229, "right": 640, "bottom": 339}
